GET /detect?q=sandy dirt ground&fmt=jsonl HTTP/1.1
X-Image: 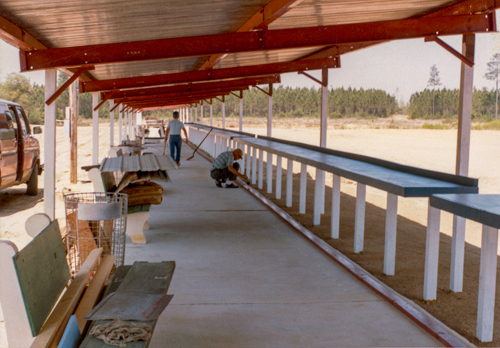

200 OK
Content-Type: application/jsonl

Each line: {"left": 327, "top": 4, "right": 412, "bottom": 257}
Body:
{"left": 0, "top": 118, "right": 499, "bottom": 346}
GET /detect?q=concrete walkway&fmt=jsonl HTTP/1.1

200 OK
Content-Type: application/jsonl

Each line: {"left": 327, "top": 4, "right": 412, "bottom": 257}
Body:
{"left": 125, "top": 145, "right": 445, "bottom": 347}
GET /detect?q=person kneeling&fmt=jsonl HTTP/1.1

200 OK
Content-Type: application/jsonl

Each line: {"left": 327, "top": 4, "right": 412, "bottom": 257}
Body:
{"left": 210, "top": 149, "right": 248, "bottom": 188}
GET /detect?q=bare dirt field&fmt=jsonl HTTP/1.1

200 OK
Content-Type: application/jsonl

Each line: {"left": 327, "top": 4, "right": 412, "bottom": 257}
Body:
{"left": 1, "top": 115, "right": 499, "bottom": 346}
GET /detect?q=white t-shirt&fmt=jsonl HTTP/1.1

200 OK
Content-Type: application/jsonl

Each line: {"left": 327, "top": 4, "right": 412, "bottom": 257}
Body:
{"left": 167, "top": 119, "right": 184, "bottom": 135}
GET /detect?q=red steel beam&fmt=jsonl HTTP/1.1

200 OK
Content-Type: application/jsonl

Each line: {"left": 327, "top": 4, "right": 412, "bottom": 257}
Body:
{"left": 45, "top": 66, "right": 95, "bottom": 105}
{"left": 124, "top": 92, "right": 233, "bottom": 107}
{"left": 114, "top": 87, "right": 249, "bottom": 104}
{"left": 81, "top": 57, "right": 338, "bottom": 93}
{"left": 23, "top": 14, "right": 494, "bottom": 71}
{"left": 102, "top": 75, "right": 280, "bottom": 100}
{"left": 199, "top": 0, "right": 304, "bottom": 70}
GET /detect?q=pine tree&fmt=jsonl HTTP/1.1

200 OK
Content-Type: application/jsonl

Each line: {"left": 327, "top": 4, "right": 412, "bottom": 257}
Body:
{"left": 427, "top": 65, "right": 442, "bottom": 118}
{"left": 484, "top": 53, "right": 500, "bottom": 120}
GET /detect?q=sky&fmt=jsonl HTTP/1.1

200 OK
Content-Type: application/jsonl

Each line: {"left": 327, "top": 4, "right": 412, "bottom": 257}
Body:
{"left": 1, "top": 11, "right": 500, "bottom": 104}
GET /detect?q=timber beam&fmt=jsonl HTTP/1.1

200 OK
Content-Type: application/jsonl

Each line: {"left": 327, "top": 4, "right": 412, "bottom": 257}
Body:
{"left": 22, "top": 14, "right": 494, "bottom": 72}
{"left": 81, "top": 57, "right": 339, "bottom": 93}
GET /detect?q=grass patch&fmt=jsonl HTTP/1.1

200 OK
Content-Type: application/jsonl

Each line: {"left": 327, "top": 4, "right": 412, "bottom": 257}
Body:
{"left": 472, "top": 120, "right": 500, "bottom": 130}
{"left": 422, "top": 123, "right": 449, "bottom": 130}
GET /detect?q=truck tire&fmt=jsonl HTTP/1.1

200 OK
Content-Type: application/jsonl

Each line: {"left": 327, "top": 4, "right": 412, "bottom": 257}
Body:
{"left": 26, "top": 162, "right": 38, "bottom": 196}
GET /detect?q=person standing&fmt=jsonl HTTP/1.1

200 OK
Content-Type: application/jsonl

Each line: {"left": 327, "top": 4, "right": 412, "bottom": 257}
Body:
{"left": 210, "top": 149, "right": 248, "bottom": 188}
{"left": 164, "top": 111, "right": 188, "bottom": 166}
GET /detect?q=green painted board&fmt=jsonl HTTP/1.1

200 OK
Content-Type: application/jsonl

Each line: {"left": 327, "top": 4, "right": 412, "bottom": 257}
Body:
{"left": 13, "top": 220, "right": 70, "bottom": 336}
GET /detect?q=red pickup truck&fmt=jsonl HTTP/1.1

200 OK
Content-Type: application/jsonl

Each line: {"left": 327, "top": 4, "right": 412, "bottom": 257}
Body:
{"left": 0, "top": 99, "right": 42, "bottom": 195}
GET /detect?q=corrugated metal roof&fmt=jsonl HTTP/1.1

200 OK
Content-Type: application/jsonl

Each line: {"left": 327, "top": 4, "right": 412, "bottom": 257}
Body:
{"left": 0, "top": 0, "right": 471, "bottom": 104}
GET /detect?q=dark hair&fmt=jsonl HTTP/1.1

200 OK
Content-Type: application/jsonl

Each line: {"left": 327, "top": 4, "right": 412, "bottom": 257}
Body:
{"left": 173, "top": 111, "right": 180, "bottom": 118}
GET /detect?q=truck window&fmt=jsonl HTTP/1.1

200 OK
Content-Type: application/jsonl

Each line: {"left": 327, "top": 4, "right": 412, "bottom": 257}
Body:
{"left": 15, "top": 107, "right": 31, "bottom": 135}
{"left": 8, "top": 106, "right": 22, "bottom": 136}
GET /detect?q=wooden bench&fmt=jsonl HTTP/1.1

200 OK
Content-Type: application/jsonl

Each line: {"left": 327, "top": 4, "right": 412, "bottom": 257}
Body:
{"left": 424, "top": 193, "right": 500, "bottom": 342}
{"left": 0, "top": 218, "right": 175, "bottom": 348}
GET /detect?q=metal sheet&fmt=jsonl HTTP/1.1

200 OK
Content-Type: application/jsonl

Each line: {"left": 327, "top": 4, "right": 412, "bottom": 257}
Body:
{"left": 100, "top": 154, "right": 174, "bottom": 173}
{"left": 84, "top": 292, "right": 174, "bottom": 321}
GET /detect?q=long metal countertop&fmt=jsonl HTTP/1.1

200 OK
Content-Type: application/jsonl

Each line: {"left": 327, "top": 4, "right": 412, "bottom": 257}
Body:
{"left": 187, "top": 124, "right": 479, "bottom": 197}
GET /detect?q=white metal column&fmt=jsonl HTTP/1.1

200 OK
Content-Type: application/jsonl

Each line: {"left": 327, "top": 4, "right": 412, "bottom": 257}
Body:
{"left": 383, "top": 193, "right": 399, "bottom": 275}
{"left": 210, "top": 103, "right": 213, "bottom": 127}
{"left": 275, "top": 156, "right": 282, "bottom": 199}
{"left": 92, "top": 92, "right": 99, "bottom": 165}
{"left": 286, "top": 158, "right": 293, "bottom": 207}
{"left": 353, "top": 183, "right": 366, "bottom": 253}
{"left": 331, "top": 174, "right": 341, "bottom": 238}
{"left": 44, "top": 69, "right": 57, "bottom": 220}
{"left": 251, "top": 147, "right": 257, "bottom": 185}
{"left": 424, "top": 205, "right": 441, "bottom": 301}
{"left": 476, "top": 225, "right": 499, "bottom": 342}
{"left": 109, "top": 100, "right": 115, "bottom": 147}
{"left": 450, "top": 34, "right": 475, "bottom": 293}
{"left": 118, "top": 109, "right": 123, "bottom": 144}
{"left": 267, "top": 84, "right": 273, "bottom": 137}
{"left": 201, "top": 104, "right": 204, "bottom": 124}
{"left": 258, "top": 149, "right": 264, "bottom": 189}
{"left": 239, "top": 97, "right": 243, "bottom": 132}
{"left": 266, "top": 152, "right": 273, "bottom": 193}
{"left": 299, "top": 163, "right": 307, "bottom": 214}
{"left": 222, "top": 101, "right": 226, "bottom": 129}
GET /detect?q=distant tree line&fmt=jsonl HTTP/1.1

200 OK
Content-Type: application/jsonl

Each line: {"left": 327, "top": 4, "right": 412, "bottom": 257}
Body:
{"left": 408, "top": 88, "right": 499, "bottom": 121}
{"left": 0, "top": 72, "right": 109, "bottom": 124}
{"left": 146, "top": 86, "right": 399, "bottom": 119}
{"left": 2, "top": 71, "right": 500, "bottom": 124}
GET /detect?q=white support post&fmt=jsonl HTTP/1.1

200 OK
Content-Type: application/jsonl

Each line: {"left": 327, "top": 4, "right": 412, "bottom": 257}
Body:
{"left": 450, "top": 216, "right": 467, "bottom": 291}
{"left": 286, "top": 158, "right": 293, "bottom": 207}
{"left": 109, "top": 100, "right": 115, "bottom": 147}
{"left": 128, "top": 112, "right": 133, "bottom": 140}
{"left": 92, "top": 92, "right": 99, "bottom": 165}
{"left": 320, "top": 69, "right": 328, "bottom": 148}
{"left": 331, "top": 174, "right": 341, "bottom": 239}
{"left": 299, "top": 163, "right": 307, "bottom": 214}
{"left": 222, "top": 102, "right": 226, "bottom": 129}
{"left": 246, "top": 145, "right": 251, "bottom": 178}
{"left": 423, "top": 205, "right": 442, "bottom": 301}
{"left": 251, "top": 147, "right": 257, "bottom": 185}
{"left": 353, "top": 183, "right": 366, "bottom": 253}
{"left": 201, "top": 104, "right": 204, "bottom": 124}
{"left": 195, "top": 105, "right": 198, "bottom": 123}
{"left": 267, "top": 93, "right": 272, "bottom": 137}
{"left": 318, "top": 169, "right": 325, "bottom": 214}
{"left": 210, "top": 104, "right": 213, "bottom": 127}
{"left": 451, "top": 34, "right": 475, "bottom": 293}
{"left": 118, "top": 109, "right": 123, "bottom": 144}
{"left": 383, "top": 193, "right": 399, "bottom": 275}
{"left": 275, "top": 156, "right": 282, "bottom": 199}
{"left": 239, "top": 97, "right": 243, "bottom": 132}
{"left": 313, "top": 168, "right": 323, "bottom": 226}
{"left": 266, "top": 152, "right": 273, "bottom": 193}
{"left": 476, "top": 225, "right": 499, "bottom": 342}
{"left": 258, "top": 149, "right": 264, "bottom": 189}
{"left": 44, "top": 69, "right": 57, "bottom": 220}
{"left": 239, "top": 143, "right": 245, "bottom": 174}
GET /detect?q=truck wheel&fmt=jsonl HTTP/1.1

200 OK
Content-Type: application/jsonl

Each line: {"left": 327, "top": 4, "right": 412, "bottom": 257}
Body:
{"left": 27, "top": 162, "right": 38, "bottom": 196}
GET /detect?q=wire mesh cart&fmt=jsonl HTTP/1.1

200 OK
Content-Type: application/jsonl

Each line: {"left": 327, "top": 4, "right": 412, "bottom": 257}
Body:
{"left": 64, "top": 192, "right": 128, "bottom": 274}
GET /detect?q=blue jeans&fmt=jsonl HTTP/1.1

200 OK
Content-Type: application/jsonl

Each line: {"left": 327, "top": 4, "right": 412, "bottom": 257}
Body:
{"left": 169, "top": 135, "right": 182, "bottom": 162}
